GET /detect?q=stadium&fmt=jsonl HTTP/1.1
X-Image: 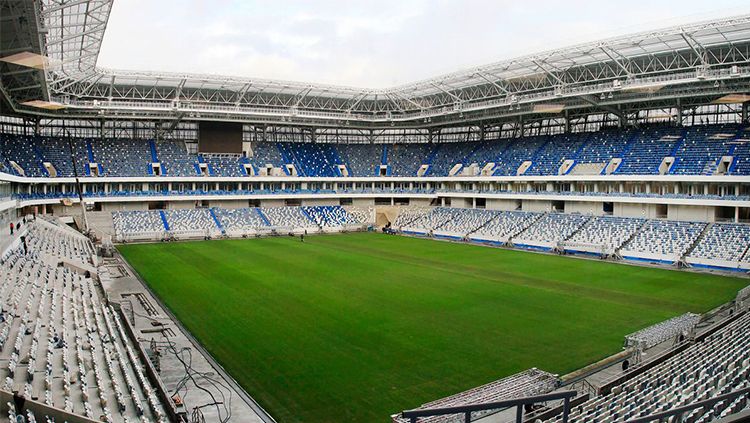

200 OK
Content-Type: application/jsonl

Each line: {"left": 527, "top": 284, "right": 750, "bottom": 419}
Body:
{"left": 1, "top": 1, "right": 750, "bottom": 422}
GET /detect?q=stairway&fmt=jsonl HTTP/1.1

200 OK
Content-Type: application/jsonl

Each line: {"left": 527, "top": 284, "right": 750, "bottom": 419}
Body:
{"left": 208, "top": 208, "right": 224, "bottom": 232}
{"left": 158, "top": 210, "right": 170, "bottom": 231}
{"left": 148, "top": 140, "right": 159, "bottom": 162}
{"left": 509, "top": 212, "right": 547, "bottom": 242}
{"left": 255, "top": 208, "right": 271, "bottom": 226}
{"left": 467, "top": 212, "right": 502, "bottom": 236}
{"left": 681, "top": 222, "right": 713, "bottom": 261}
{"left": 563, "top": 215, "right": 596, "bottom": 242}
{"left": 616, "top": 219, "right": 651, "bottom": 254}
{"left": 738, "top": 242, "right": 750, "bottom": 263}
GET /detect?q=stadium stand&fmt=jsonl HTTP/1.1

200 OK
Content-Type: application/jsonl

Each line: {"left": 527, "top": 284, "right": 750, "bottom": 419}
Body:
{"left": 213, "top": 207, "right": 269, "bottom": 234}
{"left": 337, "top": 144, "right": 382, "bottom": 176}
{"left": 400, "top": 207, "right": 461, "bottom": 234}
{"left": 0, "top": 221, "right": 169, "bottom": 422}
{"left": 394, "top": 207, "right": 433, "bottom": 229}
{"left": 513, "top": 212, "right": 591, "bottom": 249}
{"left": 564, "top": 216, "right": 647, "bottom": 255}
{"left": 387, "top": 144, "right": 433, "bottom": 176}
{"left": 544, "top": 312, "right": 750, "bottom": 423}
{"left": 688, "top": 223, "right": 750, "bottom": 269}
{"left": 155, "top": 140, "right": 196, "bottom": 176}
{"left": 432, "top": 208, "right": 496, "bottom": 238}
{"left": 262, "top": 206, "right": 316, "bottom": 229}
{"left": 620, "top": 220, "right": 707, "bottom": 263}
{"left": 468, "top": 211, "right": 541, "bottom": 244}
{"left": 113, "top": 210, "right": 167, "bottom": 239}
{"left": 624, "top": 313, "right": 701, "bottom": 349}
{"left": 164, "top": 209, "right": 219, "bottom": 234}
{"left": 302, "top": 205, "right": 370, "bottom": 228}
{"left": 391, "top": 368, "right": 559, "bottom": 423}
{"left": 2, "top": 125, "right": 750, "bottom": 178}
{"left": 342, "top": 206, "right": 375, "bottom": 226}
{"left": 110, "top": 206, "right": 750, "bottom": 272}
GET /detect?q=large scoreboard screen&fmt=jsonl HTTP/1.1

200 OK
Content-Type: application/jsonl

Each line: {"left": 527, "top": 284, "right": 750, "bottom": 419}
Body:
{"left": 198, "top": 121, "right": 243, "bottom": 153}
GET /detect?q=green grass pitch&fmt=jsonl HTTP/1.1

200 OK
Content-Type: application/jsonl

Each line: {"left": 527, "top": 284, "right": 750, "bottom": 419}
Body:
{"left": 118, "top": 233, "right": 748, "bottom": 422}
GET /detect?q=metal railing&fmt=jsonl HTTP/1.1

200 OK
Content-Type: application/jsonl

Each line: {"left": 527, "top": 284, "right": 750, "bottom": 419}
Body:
{"left": 624, "top": 386, "right": 750, "bottom": 423}
{"left": 399, "top": 390, "right": 577, "bottom": 423}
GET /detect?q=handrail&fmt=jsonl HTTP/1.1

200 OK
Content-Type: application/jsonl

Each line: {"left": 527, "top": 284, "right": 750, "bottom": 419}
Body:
{"left": 399, "top": 390, "right": 577, "bottom": 423}
{"left": 624, "top": 386, "right": 750, "bottom": 423}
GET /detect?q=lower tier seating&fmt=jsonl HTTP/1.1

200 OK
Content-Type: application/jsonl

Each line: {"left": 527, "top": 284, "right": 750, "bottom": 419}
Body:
{"left": 0, "top": 222, "right": 168, "bottom": 422}
{"left": 544, "top": 312, "right": 750, "bottom": 423}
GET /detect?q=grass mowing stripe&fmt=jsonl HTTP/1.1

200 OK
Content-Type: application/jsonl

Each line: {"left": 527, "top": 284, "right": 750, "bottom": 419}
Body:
{"left": 118, "top": 233, "right": 747, "bottom": 422}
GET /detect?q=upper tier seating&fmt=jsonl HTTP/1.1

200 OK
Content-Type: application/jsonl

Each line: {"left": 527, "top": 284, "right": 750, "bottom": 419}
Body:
{"left": 1, "top": 124, "right": 749, "bottom": 177}
{"left": 429, "top": 142, "right": 478, "bottom": 176}
{"left": 671, "top": 125, "right": 736, "bottom": 175}
{"left": 572, "top": 129, "right": 630, "bottom": 174}
{"left": 203, "top": 155, "right": 245, "bottom": 177}
{"left": 337, "top": 144, "right": 382, "bottom": 176}
{"left": 278, "top": 142, "right": 342, "bottom": 177}
{"left": 525, "top": 134, "right": 587, "bottom": 176}
{"left": 388, "top": 144, "right": 433, "bottom": 176}
{"left": 492, "top": 137, "right": 548, "bottom": 176}
{"left": 250, "top": 142, "right": 285, "bottom": 170}
{"left": 615, "top": 127, "right": 682, "bottom": 174}
{"left": 95, "top": 139, "right": 152, "bottom": 177}
{"left": 156, "top": 140, "right": 196, "bottom": 176}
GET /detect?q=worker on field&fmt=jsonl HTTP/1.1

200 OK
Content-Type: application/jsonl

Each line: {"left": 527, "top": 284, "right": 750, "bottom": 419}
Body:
{"left": 300, "top": 233, "right": 305, "bottom": 243}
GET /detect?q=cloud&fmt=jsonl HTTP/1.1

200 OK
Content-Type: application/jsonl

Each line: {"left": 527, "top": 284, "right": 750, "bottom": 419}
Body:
{"left": 97, "top": 0, "right": 750, "bottom": 88}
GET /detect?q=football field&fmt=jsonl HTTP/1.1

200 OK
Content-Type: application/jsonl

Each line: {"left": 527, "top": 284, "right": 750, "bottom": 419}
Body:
{"left": 118, "top": 233, "right": 748, "bottom": 422}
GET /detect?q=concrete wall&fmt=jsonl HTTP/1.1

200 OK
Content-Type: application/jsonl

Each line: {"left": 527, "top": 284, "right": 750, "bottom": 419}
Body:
{"left": 168, "top": 201, "right": 198, "bottom": 210}
{"left": 374, "top": 205, "right": 402, "bottom": 227}
{"left": 260, "top": 199, "right": 285, "bottom": 207}
{"left": 449, "top": 198, "right": 474, "bottom": 209}
{"left": 485, "top": 199, "right": 519, "bottom": 211}
{"left": 352, "top": 198, "right": 375, "bottom": 206}
{"left": 101, "top": 202, "right": 148, "bottom": 212}
{"left": 208, "top": 200, "right": 247, "bottom": 209}
{"left": 614, "top": 203, "right": 659, "bottom": 219}
{"left": 565, "top": 201, "right": 603, "bottom": 215}
{"left": 409, "top": 198, "right": 432, "bottom": 206}
{"left": 521, "top": 200, "right": 552, "bottom": 213}
{"left": 667, "top": 205, "right": 715, "bottom": 222}
{"left": 49, "top": 204, "right": 82, "bottom": 218}
{"left": 301, "top": 198, "right": 339, "bottom": 206}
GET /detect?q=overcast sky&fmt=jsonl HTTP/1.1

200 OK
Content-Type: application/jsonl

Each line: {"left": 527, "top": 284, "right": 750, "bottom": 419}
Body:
{"left": 97, "top": 0, "right": 750, "bottom": 88}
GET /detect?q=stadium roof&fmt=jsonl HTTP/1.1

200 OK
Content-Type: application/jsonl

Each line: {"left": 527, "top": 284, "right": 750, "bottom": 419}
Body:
{"left": 2, "top": 1, "right": 750, "bottom": 129}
